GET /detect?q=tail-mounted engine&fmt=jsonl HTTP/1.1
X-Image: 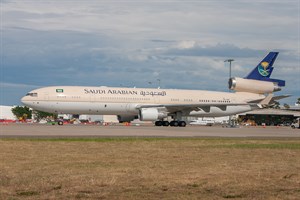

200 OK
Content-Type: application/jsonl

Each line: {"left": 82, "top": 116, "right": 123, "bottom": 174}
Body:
{"left": 229, "top": 77, "right": 281, "bottom": 94}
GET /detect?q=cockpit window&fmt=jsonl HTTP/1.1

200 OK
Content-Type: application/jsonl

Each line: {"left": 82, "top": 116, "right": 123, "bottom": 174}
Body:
{"left": 26, "top": 92, "right": 38, "bottom": 97}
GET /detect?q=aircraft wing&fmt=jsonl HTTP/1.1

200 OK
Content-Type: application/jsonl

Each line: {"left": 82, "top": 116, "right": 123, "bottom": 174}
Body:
{"left": 247, "top": 94, "right": 291, "bottom": 104}
{"left": 269, "top": 94, "right": 291, "bottom": 105}
{"left": 136, "top": 94, "right": 288, "bottom": 113}
{"left": 271, "top": 94, "right": 291, "bottom": 101}
{"left": 136, "top": 103, "right": 249, "bottom": 114}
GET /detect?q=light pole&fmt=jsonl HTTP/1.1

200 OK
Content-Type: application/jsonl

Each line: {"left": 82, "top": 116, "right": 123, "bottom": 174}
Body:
{"left": 224, "top": 59, "right": 234, "bottom": 81}
{"left": 224, "top": 59, "right": 234, "bottom": 127}
{"left": 157, "top": 79, "right": 161, "bottom": 89}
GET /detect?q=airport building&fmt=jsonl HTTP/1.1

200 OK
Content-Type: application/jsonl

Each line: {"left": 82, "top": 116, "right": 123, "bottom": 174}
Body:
{"left": 238, "top": 108, "right": 300, "bottom": 126}
{"left": 0, "top": 105, "right": 17, "bottom": 120}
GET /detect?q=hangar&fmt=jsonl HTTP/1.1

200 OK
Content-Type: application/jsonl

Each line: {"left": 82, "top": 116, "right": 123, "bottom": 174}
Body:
{"left": 238, "top": 108, "right": 300, "bottom": 126}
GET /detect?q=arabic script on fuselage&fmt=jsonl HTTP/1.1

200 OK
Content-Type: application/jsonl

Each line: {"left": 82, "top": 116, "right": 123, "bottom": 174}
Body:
{"left": 84, "top": 89, "right": 166, "bottom": 96}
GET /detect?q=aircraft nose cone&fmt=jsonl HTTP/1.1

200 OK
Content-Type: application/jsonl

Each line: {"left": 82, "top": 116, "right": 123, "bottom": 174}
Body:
{"left": 21, "top": 96, "right": 29, "bottom": 105}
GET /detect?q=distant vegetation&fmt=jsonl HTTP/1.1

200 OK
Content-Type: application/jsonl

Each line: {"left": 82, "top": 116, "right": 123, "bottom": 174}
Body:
{"left": 11, "top": 106, "right": 56, "bottom": 120}
{"left": 11, "top": 106, "right": 32, "bottom": 120}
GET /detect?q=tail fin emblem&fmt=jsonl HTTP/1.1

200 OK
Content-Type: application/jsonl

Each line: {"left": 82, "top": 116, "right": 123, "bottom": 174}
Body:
{"left": 258, "top": 61, "right": 269, "bottom": 76}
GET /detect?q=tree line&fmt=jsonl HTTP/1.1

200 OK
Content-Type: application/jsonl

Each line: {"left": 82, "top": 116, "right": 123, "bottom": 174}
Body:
{"left": 11, "top": 106, "right": 57, "bottom": 121}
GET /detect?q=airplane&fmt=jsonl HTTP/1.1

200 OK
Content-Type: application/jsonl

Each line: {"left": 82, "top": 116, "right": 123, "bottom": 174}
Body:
{"left": 21, "top": 52, "right": 289, "bottom": 127}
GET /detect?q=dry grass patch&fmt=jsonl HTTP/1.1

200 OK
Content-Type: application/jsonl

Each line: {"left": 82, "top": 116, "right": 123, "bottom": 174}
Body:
{"left": 0, "top": 138, "right": 300, "bottom": 199}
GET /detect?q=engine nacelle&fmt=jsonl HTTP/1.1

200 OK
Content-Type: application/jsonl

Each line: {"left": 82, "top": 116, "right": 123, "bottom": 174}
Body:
{"left": 229, "top": 77, "right": 281, "bottom": 94}
{"left": 139, "top": 108, "right": 167, "bottom": 121}
{"left": 117, "top": 115, "right": 137, "bottom": 123}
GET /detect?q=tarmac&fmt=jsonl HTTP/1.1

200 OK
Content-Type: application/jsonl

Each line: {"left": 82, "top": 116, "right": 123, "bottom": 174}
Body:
{"left": 0, "top": 123, "right": 300, "bottom": 138}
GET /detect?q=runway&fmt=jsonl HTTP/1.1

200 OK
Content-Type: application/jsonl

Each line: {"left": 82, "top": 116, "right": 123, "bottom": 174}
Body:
{"left": 0, "top": 123, "right": 299, "bottom": 138}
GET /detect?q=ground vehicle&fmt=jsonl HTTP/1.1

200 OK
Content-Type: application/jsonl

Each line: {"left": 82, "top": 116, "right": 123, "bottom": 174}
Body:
{"left": 189, "top": 119, "right": 215, "bottom": 126}
{"left": 291, "top": 118, "right": 300, "bottom": 129}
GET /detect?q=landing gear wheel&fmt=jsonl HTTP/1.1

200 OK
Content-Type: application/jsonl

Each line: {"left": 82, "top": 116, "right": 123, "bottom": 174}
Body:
{"left": 162, "top": 121, "right": 170, "bottom": 126}
{"left": 178, "top": 121, "right": 186, "bottom": 127}
{"left": 155, "top": 121, "right": 163, "bottom": 126}
{"left": 170, "top": 121, "right": 179, "bottom": 127}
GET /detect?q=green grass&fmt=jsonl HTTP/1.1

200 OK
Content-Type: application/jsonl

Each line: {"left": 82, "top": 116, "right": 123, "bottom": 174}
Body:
{"left": 1, "top": 137, "right": 300, "bottom": 149}
{"left": 16, "top": 190, "right": 39, "bottom": 196}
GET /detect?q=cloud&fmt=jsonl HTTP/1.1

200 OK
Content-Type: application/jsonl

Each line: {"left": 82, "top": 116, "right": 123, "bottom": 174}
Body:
{"left": 0, "top": 82, "right": 41, "bottom": 106}
{"left": 1, "top": 0, "right": 299, "bottom": 105}
{"left": 163, "top": 42, "right": 266, "bottom": 58}
{"left": 0, "top": 82, "right": 40, "bottom": 88}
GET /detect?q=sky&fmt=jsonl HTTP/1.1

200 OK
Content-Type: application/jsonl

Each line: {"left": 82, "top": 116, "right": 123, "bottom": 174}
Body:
{"left": 1, "top": 0, "right": 299, "bottom": 106}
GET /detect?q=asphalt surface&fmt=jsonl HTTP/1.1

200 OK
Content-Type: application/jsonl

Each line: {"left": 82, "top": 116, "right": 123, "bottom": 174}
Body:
{"left": 0, "top": 123, "right": 300, "bottom": 138}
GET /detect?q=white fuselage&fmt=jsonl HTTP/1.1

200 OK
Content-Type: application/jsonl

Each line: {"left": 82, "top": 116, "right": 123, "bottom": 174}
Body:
{"left": 21, "top": 86, "right": 265, "bottom": 119}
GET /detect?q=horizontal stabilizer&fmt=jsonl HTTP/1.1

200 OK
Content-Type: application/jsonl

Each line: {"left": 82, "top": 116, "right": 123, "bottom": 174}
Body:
{"left": 258, "top": 78, "right": 285, "bottom": 87}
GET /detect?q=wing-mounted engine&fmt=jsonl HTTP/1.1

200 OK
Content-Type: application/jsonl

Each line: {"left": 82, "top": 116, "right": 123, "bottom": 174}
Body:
{"left": 117, "top": 115, "right": 138, "bottom": 123}
{"left": 229, "top": 77, "right": 281, "bottom": 94}
{"left": 139, "top": 108, "right": 167, "bottom": 121}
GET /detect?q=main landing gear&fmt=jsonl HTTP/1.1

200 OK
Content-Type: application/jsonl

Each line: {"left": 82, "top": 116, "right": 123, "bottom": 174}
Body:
{"left": 155, "top": 120, "right": 187, "bottom": 127}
